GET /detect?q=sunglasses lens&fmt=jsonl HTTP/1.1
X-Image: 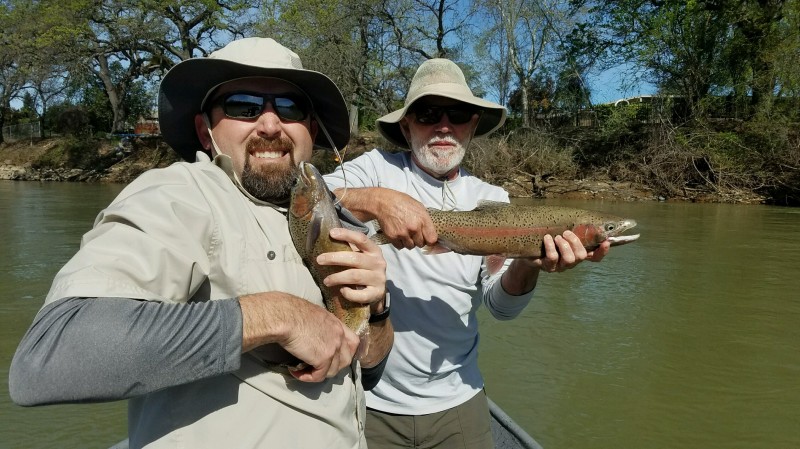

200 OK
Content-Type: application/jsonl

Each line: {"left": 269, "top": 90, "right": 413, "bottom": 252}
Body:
{"left": 446, "top": 109, "right": 473, "bottom": 124}
{"left": 413, "top": 105, "right": 474, "bottom": 125}
{"left": 224, "top": 94, "right": 265, "bottom": 119}
{"left": 273, "top": 96, "right": 307, "bottom": 121}
{"left": 221, "top": 93, "right": 309, "bottom": 121}
{"left": 414, "top": 106, "right": 443, "bottom": 124}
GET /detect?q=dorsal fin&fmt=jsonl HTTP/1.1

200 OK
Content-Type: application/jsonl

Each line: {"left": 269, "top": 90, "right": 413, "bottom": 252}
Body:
{"left": 473, "top": 200, "right": 509, "bottom": 211}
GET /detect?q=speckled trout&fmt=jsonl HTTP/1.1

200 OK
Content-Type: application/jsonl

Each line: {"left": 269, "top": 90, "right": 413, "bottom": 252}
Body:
{"left": 374, "top": 201, "right": 639, "bottom": 260}
{"left": 288, "top": 161, "right": 370, "bottom": 357}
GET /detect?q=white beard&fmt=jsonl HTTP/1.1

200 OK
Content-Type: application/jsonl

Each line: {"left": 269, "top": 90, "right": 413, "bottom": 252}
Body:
{"left": 411, "top": 136, "right": 466, "bottom": 176}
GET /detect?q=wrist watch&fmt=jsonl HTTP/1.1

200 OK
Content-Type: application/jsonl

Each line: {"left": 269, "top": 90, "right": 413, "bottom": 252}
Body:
{"left": 369, "top": 293, "right": 391, "bottom": 323}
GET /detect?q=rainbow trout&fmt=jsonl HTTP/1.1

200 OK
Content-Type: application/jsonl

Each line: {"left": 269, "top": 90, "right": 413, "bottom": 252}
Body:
{"left": 375, "top": 202, "right": 639, "bottom": 259}
{"left": 288, "top": 161, "right": 370, "bottom": 357}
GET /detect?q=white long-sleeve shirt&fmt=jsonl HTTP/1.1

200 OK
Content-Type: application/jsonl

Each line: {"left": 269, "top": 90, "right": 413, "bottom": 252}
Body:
{"left": 325, "top": 149, "right": 534, "bottom": 415}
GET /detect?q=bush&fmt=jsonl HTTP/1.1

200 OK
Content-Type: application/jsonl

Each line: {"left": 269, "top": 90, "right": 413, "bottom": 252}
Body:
{"left": 464, "top": 128, "right": 577, "bottom": 185}
{"left": 52, "top": 106, "right": 92, "bottom": 136}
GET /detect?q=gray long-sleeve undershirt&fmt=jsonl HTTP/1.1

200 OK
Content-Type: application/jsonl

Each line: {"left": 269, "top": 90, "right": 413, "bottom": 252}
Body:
{"left": 9, "top": 296, "right": 242, "bottom": 406}
{"left": 9, "top": 296, "right": 387, "bottom": 406}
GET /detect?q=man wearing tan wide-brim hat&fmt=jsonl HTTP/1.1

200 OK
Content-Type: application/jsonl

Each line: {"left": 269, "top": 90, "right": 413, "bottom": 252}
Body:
{"left": 325, "top": 58, "right": 612, "bottom": 448}
{"left": 10, "top": 37, "right": 392, "bottom": 449}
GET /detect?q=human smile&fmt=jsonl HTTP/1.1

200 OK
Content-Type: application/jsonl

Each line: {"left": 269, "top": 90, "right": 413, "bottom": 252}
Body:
{"left": 252, "top": 150, "right": 287, "bottom": 159}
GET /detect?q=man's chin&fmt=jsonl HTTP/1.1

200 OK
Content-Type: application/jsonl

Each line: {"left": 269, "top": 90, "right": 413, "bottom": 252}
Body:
{"left": 241, "top": 161, "right": 297, "bottom": 203}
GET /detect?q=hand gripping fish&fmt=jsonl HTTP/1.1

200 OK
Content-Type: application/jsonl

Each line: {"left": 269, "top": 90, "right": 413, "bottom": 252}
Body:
{"left": 288, "top": 162, "right": 370, "bottom": 358}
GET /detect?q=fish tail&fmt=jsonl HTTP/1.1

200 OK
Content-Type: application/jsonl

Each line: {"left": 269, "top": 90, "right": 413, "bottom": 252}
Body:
{"left": 355, "top": 332, "right": 370, "bottom": 361}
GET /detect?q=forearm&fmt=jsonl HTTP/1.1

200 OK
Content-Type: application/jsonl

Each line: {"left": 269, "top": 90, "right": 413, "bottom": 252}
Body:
{"left": 331, "top": 187, "right": 386, "bottom": 222}
{"left": 361, "top": 318, "right": 393, "bottom": 369}
{"left": 359, "top": 311, "right": 393, "bottom": 391}
{"left": 239, "top": 291, "right": 301, "bottom": 352}
{"left": 482, "top": 259, "right": 539, "bottom": 321}
{"left": 500, "top": 258, "right": 541, "bottom": 295}
{"left": 9, "top": 297, "right": 241, "bottom": 406}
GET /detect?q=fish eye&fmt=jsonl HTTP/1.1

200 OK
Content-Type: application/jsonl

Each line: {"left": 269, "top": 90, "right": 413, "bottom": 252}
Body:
{"left": 605, "top": 223, "right": 616, "bottom": 231}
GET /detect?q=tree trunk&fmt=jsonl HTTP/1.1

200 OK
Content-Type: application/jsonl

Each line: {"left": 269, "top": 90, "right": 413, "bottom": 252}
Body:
{"left": 94, "top": 54, "right": 128, "bottom": 133}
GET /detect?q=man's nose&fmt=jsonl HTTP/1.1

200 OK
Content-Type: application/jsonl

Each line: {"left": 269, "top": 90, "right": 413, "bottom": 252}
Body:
{"left": 254, "top": 103, "right": 283, "bottom": 136}
{"left": 434, "top": 114, "right": 454, "bottom": 133}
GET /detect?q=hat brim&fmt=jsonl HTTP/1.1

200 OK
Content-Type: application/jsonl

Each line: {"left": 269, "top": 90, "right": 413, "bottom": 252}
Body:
{"left": 376, "top": 89, "right": 507, "bottom": 149}
{"left": 158, "top": 58, "right": 349, "bottom": 161}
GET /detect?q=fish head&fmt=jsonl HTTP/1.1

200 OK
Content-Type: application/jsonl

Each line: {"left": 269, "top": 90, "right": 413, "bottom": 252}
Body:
{"left": 289, "top": 161, "right": 327, "bottom": 220}
{"left": 573, "top": 217, "right": 639, "bottom": 248}
{"left": 603, "top": 218, "right": 640, "bottom": 246}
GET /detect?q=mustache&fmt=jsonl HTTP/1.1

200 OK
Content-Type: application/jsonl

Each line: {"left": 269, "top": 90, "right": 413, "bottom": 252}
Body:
{"left": 245, "top": 136, "right": 294, "bottom": 153}
{"left": 427, "top": 135, "right": 459, "bottom": 146}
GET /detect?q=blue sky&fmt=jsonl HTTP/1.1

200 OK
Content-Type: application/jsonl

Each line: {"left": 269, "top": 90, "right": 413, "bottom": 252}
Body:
{"left": 586, "top": 65, "right": 657, "bottom": 105}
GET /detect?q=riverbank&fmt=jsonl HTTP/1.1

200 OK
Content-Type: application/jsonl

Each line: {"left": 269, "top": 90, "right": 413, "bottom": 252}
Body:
{"left": 0, "top": 136, "right": 767, "bottom": 204}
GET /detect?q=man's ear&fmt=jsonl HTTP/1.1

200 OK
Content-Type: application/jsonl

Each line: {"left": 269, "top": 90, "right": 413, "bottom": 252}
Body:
{"left": 194, "top": 113, "right": 214, "bottom": 152}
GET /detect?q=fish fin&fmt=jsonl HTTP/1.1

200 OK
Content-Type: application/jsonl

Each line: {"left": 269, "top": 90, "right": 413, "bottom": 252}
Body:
{"left": 421, "top": 243, "right": 451, "bottom": 255}
{"left": 474, "top": 200, "right": 510, "bottom": 211}
{"left": 354, "top": 334, "right": 369, "bottom": 361}
{"left": 362, "top": 220, "right": 393, "bottom": 246}
{"left": 365, "top": 219, "right": 381, "bottom": 232}
{"left": 486, "top": 254, "right": 507, "bottom": 276}
{"left": 370, "top": 232, "right": 392, "bottom": 246}
{"left": 306, "top": 213, "right": 323, "bottom": 255}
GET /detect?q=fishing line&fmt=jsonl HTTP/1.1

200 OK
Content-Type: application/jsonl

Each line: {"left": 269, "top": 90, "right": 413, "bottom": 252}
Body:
{"left": 314, "top": 111, "right": 349, "bottom": 206}
{"left": 439, "top": 111, "right": 483, "bottom": 211}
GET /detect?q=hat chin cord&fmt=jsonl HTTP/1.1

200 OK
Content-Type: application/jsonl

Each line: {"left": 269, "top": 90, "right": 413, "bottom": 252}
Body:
{"left": 201, "top": 113, "right": 258, "bottom": 204}
{"left": 312, "top": 111, "right": 350, "bottom": 206}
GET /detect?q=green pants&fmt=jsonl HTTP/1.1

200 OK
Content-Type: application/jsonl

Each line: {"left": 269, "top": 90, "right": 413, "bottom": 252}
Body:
{"left": 365, "top": 390, "right": 494, "bottom": 449}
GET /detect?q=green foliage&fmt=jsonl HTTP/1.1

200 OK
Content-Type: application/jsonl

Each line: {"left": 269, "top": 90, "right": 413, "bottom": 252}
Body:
{"left": 50, "top": 105, "right": 92, "bottom": 136}
{"left": 31, "top": 137, "right": 101, "bottom": 170}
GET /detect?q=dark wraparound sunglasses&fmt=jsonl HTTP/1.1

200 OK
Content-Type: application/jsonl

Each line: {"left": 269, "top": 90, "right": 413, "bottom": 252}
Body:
{"left": 208, "top": 92, "right": 311, "bottom": 122}
{"left": 410, "top": 104, "right": 479, "bottom": 125}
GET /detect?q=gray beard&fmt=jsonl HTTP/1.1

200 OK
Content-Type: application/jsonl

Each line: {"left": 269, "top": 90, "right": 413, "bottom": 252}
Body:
{"left": 241, "top": 158, "right": 298, "bottom": 204}
{"left": 412, "top": 145, "right": 465, "bottom": 176}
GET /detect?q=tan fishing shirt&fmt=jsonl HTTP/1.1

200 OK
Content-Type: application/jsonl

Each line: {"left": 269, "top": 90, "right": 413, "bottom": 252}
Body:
{"left": 44, "top": 152, "right": 366, "bottom": 449}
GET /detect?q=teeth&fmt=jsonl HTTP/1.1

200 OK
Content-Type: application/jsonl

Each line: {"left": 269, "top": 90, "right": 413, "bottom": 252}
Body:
{"left": 253, "top": 151, "right": 283, "bottom": 159}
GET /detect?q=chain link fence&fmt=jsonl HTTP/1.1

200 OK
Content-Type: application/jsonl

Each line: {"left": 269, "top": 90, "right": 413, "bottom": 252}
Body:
{"left": 2, "top": 122, "right": 46, "bottom": 143}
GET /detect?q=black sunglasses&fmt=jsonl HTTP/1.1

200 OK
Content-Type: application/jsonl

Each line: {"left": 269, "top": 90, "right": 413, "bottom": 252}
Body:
{"left": 410, "top": 104, "right": 478, "bottom": 125}
{"left": 209, "top": 91, "right": 311, "bottom": 122}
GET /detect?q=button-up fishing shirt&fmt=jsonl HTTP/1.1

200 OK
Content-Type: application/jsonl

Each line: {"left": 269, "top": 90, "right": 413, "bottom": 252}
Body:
{"left": 28, "top": 151, "right": 366, "bottom": 448}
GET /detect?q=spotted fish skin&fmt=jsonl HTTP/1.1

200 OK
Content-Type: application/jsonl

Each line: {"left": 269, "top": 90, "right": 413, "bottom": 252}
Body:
{"left": 288, "top": 162, "right": 370, "bottom": 356}
{"left": 379, "top": 201, "right": 637, "bottom": 258}
{"left": 429, "top": 202, "right": 638, "bottom": 257}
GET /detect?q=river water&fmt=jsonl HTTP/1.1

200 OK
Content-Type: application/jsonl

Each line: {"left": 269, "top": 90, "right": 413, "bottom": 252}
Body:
{"left": 1, "top": 181, "right": 798, "bottom": 449}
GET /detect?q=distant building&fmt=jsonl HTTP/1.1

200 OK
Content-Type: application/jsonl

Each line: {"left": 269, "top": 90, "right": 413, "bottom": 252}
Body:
{"left": 134, "top": 116, "right": 160, "bottom": 136}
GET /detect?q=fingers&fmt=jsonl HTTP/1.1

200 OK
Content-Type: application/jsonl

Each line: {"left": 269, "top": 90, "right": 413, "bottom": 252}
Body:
{"left": 327, "top": 227, "right": 379, "bottom": 253}
{"left": 286, "top": 316, "right": 360, "bottom": 383}
{"left": 378, "top": 197, "right": 436, "bottom": 250}
{"left": 540, "top": 234, "right": 560, "bottom": 272}
{"left": 587, "top": 240, "right": 611, "bottom": 262}
{"left": 540, "top": 231, "right": 592, "bottom": 273}
{"left": 316, "top": 228, "right": 387, "bottom": 305}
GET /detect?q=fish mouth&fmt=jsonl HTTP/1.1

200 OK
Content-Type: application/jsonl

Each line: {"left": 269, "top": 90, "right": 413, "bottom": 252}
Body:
{"left": 607, "top": 234, "right": 640, "bottom": 246}
{"left": 297, "top": 161, "right": 315, "bottom": 188}
{"left": 607, "top": 219, "right": 639, "bottom": 246}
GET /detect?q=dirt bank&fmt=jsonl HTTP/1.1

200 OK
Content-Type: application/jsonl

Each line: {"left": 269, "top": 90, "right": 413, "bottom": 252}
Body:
{"left": 0, "top": 136, "right": 767, "bottom": 204}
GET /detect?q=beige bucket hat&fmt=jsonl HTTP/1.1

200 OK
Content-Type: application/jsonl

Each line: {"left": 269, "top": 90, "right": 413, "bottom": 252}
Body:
{"left": 377, "top": 58, "right": 507, "bottom": 149}
{"left": 158, "top": 37, "right": 349, "bottom": 161}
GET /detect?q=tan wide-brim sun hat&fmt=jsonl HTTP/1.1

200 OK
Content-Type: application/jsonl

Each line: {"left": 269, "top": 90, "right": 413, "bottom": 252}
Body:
{"left": 377, "top": 58, "right": 507, "bottom": 149}
{"left": 158, "top": 37, "right": 350, "bottom": 161}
